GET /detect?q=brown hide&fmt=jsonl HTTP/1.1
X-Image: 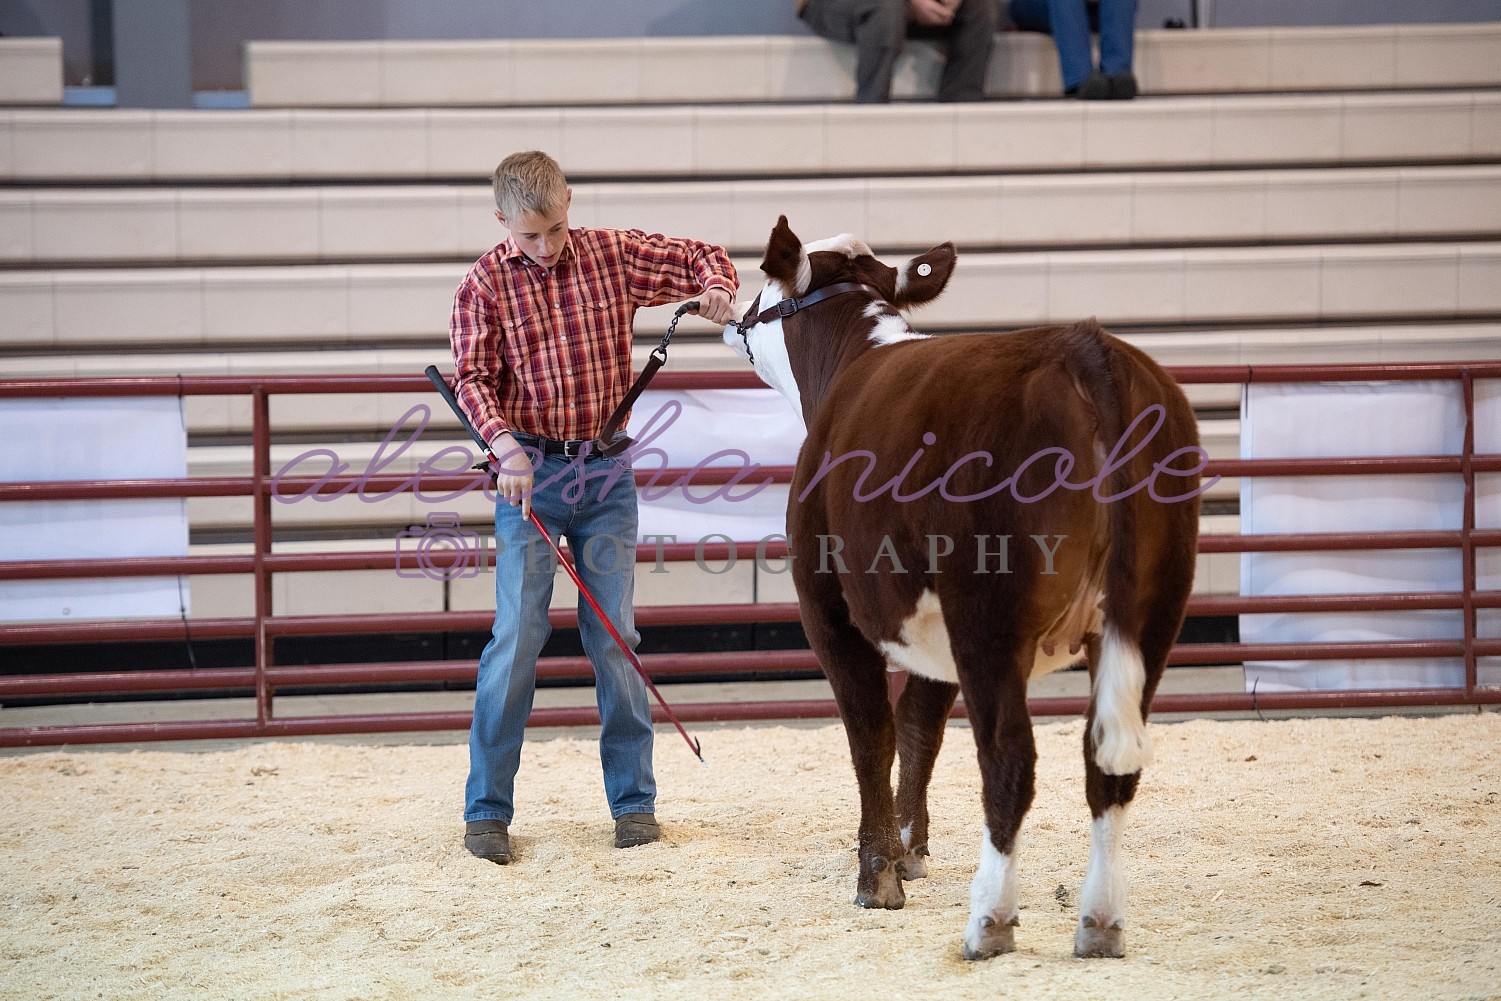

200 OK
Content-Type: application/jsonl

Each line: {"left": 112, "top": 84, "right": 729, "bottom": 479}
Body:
{"left": 787, "top": 318, "right": 1200, "bottom": 678}
{"left": 751, "top": 217, "right": 1202, "bottom": 955}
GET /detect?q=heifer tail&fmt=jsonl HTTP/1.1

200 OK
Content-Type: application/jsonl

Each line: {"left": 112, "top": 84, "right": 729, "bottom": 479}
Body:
{"left": 1058, "top": 319, "right": 1137, "bottom": 636}
{"left": 1059, "top": 320, "right": 1153, "bottom": 775}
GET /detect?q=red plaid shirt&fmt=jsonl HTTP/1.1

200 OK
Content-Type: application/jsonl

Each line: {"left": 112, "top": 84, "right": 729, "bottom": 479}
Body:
{"left": 450, "top": 227, "right": 737, "bottom": 446}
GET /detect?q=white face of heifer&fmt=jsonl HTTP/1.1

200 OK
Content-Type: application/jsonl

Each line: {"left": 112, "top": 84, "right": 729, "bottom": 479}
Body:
{"left": 721, "top": 216, "right": 1202, "bottom": 965}
{"left": 721, "top": 215, "right": 957, "bottom": 425}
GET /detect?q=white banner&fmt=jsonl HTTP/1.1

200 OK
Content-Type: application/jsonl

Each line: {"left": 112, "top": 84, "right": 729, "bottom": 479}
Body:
{"left": 0, "top": 397, "right": 190, "bottom": 623}
{"left": 628, "top": 388, "right": 803, "bottom": 544}
{"left": 1239, "top": 380, "right": 1498, "bottom": 691}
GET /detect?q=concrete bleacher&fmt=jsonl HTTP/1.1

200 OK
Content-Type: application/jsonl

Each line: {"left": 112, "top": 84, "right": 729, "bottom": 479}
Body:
{"left": 4, "top": 90, "right": 1500, "bottom": 181}
{"left": 4, "top": 243, "right": 1499, "bottom": 351}
{"left": 2, "top": 24, "right": 1499, "bottom": 625}
{"left": 0, "top": 38, "right": 63, "bottom": 106}
{"left": 6, "top": 165, "right": 1501, "bottom": 264}
{"left": 242, "top": 23, "right": 1501, "bottom": 107}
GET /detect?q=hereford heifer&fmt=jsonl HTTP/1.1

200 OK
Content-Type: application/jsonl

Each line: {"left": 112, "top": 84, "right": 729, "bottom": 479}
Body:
{"left": 723, "top": 217, "right": 1208, "bottom": 960}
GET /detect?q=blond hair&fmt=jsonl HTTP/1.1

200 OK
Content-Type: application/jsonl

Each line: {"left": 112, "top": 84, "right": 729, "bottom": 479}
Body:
{"left": 492, "top": 150, "right": 569, "bottom": 219}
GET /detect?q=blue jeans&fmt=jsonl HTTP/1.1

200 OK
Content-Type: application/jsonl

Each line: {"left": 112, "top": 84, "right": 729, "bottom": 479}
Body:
{"left": 464, "top": 447, "right": 655, "bottom": 824}
{"left": 1009, "top": 0, "right": 1138, "bottom": 91}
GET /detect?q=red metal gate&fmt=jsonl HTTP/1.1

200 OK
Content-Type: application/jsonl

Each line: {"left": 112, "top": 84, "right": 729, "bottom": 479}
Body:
{"left": 2, "top": 362, "right": 1498, "bottom": 747}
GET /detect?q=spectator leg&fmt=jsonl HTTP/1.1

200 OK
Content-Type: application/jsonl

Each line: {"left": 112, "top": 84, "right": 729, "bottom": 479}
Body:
{"left": 934, "top": 0, "right": 999, "bottom": 102}
{"left": 1096, "top": 0, "right": 1139, "bottom": 77}
{"left": 800, "top": 0, "right": 908, "bottom": 103}
{"left": 851, "top": 0, "right": 908, "bottom": 103}
{"left": 1043, "top": 0, "right": 1098, "bottom": 92}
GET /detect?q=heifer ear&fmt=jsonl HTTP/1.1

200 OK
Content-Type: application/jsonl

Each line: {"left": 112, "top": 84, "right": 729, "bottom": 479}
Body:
{"left": 892, "top": 242, "right": 956, "bottom": 310}
{"left": 761, "top": 215, "right": 805, "bottom": 291}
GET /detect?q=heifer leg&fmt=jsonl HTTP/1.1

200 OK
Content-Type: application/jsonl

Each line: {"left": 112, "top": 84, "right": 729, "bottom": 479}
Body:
{"left": 1075, "top": 611, "right": 1174, "bottom": 957}
{"left": 1077, "top": 711, "right": 1140, "bottom": 959}
{"left": 956, "top": 643, "right": 1035, "bottom": 960}
{"left": 893, "top": 674, "right": 960, "bottom": 880}
{"left": 810, "top": 613, "right": 908, "bottom": 909}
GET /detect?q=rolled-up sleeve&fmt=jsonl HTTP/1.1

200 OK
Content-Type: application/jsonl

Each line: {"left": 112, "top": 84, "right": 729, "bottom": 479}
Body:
{"left": 619, "top": 229, "right": 738, "bottom": 309}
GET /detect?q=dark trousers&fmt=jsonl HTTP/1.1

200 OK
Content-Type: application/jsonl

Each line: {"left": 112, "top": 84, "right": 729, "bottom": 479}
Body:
{"left": 800, "top": 0, "right": 1000, "bottom": 103}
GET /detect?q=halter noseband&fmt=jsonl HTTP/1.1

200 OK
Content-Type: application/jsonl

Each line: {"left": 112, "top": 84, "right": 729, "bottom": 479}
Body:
{"left": 734, "top": 281, "right": 880, "bottom": 364}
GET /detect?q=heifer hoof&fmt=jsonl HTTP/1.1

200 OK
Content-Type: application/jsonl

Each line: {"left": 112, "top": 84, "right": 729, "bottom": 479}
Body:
{"left": 1073, "top": 914, "right": 1126, "bottom": 958}
{"left": 962, "top": 913, "right": 1019, "bottom": 960}
{"left": 901, "top": 844, "right": 930, "bottom": 881}
{"left": 854, "top": 855, "right": 906, "bottom": 909}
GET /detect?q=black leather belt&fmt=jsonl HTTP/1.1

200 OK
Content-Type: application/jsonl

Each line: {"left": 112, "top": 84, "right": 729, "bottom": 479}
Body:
{"left": 512, "top": 432, "right": 619, "bottom": 458}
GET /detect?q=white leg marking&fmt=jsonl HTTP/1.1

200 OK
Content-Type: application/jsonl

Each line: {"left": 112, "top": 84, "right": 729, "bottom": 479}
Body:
{"left": 1079, "top": 806, "right": 1128, "bottom": 929}
{"left": 899, "top": 821, "right": 930, "bottom": 879}
{"left": 1091, "top": 623, "right": 1153, "bottom": 775}
{"left": 963, "top": 825, "right": 1019, "bottom": 955}
{"left": 878, "top": 589, "right": 959, "bottom": 684}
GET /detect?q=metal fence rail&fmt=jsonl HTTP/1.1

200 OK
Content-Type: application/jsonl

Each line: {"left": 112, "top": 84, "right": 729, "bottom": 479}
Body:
{"left": 2, "top": 362, "right": 1498, "bottom": 747}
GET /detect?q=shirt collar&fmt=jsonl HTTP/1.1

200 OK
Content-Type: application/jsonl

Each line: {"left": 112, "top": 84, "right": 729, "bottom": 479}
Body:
{"left": 498, "top": 230, "right": 577, "bottom": 271}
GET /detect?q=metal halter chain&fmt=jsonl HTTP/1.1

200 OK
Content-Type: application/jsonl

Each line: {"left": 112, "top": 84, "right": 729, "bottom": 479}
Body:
{"left": 733, "top": 281, "right": 881, "bottom": 365}
{"left": 587, "top": 299, "right": 696, "bottom": 457}
{"left": 734, "top": 300, "right": 758, "bottom": 364}
{"left": 657, "top": 299, "right": 688, "bottom": 361}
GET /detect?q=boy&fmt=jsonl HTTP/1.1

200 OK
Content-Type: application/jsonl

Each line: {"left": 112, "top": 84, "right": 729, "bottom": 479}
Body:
{"left": 451, "top": 150, "right": 737, "bottom": 863}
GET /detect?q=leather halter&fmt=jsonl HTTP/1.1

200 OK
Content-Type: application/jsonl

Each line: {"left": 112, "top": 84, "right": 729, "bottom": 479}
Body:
{"left": 734, "top": 281, "right": 880, "bottom": 363}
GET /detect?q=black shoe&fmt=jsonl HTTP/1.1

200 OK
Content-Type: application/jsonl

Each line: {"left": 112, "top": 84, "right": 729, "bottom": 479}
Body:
{"left": 1108, "top": 72, "right": 1139, "bottom": 100}
{"left": 1069, "top": 73, "right": 1112, "bottom": 100}
{"left": 465, "top": 820, "right": 511, "bottom": 864}
{"left": 614, "top": 813, "right": 661, "bottom": 849}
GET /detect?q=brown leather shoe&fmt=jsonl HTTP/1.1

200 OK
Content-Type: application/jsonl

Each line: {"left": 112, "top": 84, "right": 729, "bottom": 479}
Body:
{"left": 465, "top": 820, "right": 511, "bottom": 864}
{"left": 614, "top": 813, "right": 661, "bottom": 849}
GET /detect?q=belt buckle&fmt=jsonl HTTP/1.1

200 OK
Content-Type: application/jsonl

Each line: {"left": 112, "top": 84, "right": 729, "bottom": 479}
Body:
{"left": 561, "top": 439, "right": 583, "bottom": 458}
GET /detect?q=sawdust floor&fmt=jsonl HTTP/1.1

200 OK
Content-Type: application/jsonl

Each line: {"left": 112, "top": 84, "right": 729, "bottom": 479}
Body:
{"left": 2, "top": 713, "right": 1499, "bottom": 1001}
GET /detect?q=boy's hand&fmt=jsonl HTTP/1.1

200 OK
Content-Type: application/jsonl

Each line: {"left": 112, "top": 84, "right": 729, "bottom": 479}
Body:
{"left": 696, "top": 287, "right": 736, "bottom": 325}
{"left": 490, "top": 432, "right": 535, "bottom": 519}
{"left": 910, "top": 0, "right": 956, "bottom": 26}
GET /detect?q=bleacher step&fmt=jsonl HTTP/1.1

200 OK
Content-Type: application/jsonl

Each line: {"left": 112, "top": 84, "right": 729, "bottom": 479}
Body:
{"left": 5, "top": 90, "right": 1498, "bottom": 182}
{"left": 0, "top": 38, "right": 63, "bottom": 106}
{"left": 242, "top": 24, "right": 1501, "bottom": 108}
{"left": 5, "top": 243, "right": 1497, "bottom": 349}
{"left": 6, "top": 165, "right": 1501, "bottom": 265}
